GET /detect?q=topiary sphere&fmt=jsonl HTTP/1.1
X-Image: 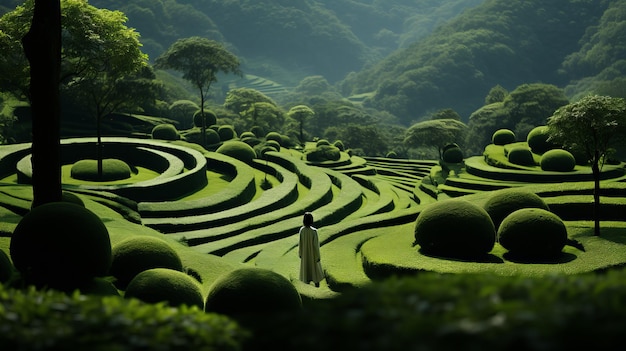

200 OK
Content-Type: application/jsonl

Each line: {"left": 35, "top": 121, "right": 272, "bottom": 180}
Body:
{"left": 316, "top": 139, "right": 331, "bottom": 147}
{"left": 442, "top": 147, "right": 464, "bottom": 163}
{"left": 492, "top": 129, "right": 516, "bottom": 145}
{"left": 540, "top": 149, "right": 576, "bottom": 172}
{"left": 483, "top": 189, "right": 550, "bottom": 230}
{"left": 240, "top": 131, "right": 256, "bottom": 139}
{"left": 125, "top": 268, "right": 204, "bottom": 309}
{"left": 205, "top": 268, "right": 302, "bottom": 316}
{"left": 70, "top": 159, "right": 132, "bottom": 182}
{"left": 151, "top": 123, "right": 179, "bottom": 141}
{"left": 250, "top": 126, "right": 265, "bottom": 138}
{"left": 413, "top": 199, "right": 496, "bottom": 258}
{"left": 305, "top": 145, "right": 341, "bottom": 162}
{"left": 386, "top": 151, "right": 398, "bottom": 158}
{"left": 265, "top": 131, "right": 283, "bottom": 145}
{"left": 217, "top": 125, "right": 237, "bottom": 141}
{"left": 205, "top": 129, "right": 221, "bottom": 145}
{"left": 193, "top": 110, "right": 217, "bottom": 128}
{"left": 265, "top": 139, "right": 281, "bottom": 150}
{"left": 0, "top": 249, "right": 14, "bottom": 283}
{"left": 507, "top": 147, "right": 536, "bottom": 166}
{"left": 10, "top": 202, "right": 111, "bottom": 289}
{"left": 498, "top": 208, "right": 568, "bottom": 258}
{"left": 333, "top": 140, "right": 345, "bottom": 151}
{"left": 109, "top": 236, "right": 183, "bottom": 290}
{"left": 526, "top": 125, "right": 555, "bottom": 154}
{"left": 216, "top": 140, "right": 257, "bottom": 164}
{"left": 61, "top": 191, "right": 85, "bottom": 207}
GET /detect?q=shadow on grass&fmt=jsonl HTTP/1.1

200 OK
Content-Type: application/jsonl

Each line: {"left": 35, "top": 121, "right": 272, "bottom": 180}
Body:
{"left": 502, "top": 251, "right": 577, "bottom": 264}
{"left": 599, "top": 227, "right": 626, "bottom": 245}
{"left": 419, "top": 249, "right": 505, "bottom": 264}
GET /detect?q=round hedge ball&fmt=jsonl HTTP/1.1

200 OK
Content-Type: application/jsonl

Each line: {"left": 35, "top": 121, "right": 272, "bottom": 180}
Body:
{"left": 217, "top": 125, "right": 237, "bottom": 141}
{"left": 10, "top": 202, "right": 111, "bottom": 289}
{"left": 216, "top": 140, "right": 257, "bottom": 164}
{"left": 125, "top": 268, "right": 204, "bottom": 309}
{"left": 498, "top": 208, "right": 567, "bottom": 258}
{"left": 483, "top": 189, "right": 550, "bottom": 230}
{"left": 151, "top": 123, "right": 179, "bottom": 141}
{"left": 507, "top": 147, "right": 535, "bottom": 166}
{"left": 205, "top": 268, "right": 302, "bottom": 316}
{"left": 0, "top": 249, "right": 14, "bottom": 283}
{"left": 540, "top": 149, "right": 576, "bottom": 172}
{"left": 265, "top": 131, "right": 283, "bottom": 145}
{"left": 109, "top": 236, "right": 183, "bottom": 290}
{"left": 442, "top": 146, "right": 464, "bottom": 163}
{"left": 70, "top": 159, "right": 132, "bottom": 182}
{"left": 413, "top": 199, "right": 496, "bottom": 258}
{"left": 193, "top": 110, "right": 217, "bottom": 128}
{"left": 526, "top": 125, "right": 555, "bottom": 154}
{"left": 492, "top": 129, "right": 516, "bottom": 145}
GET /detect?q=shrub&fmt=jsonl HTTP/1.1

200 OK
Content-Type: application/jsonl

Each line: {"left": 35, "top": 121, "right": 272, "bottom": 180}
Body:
{"left": 218, "top": 125, "right": 237, "bottom": 141}
{"left": 151, "top": 123, "right": 179, "bottom": 141}
{"left": 10, "top": 202, "right": 111, "bottom": 289}
{"left": 333, "top": 140, "right": 345, "bottom": 151}
{"left": 265, "top": 131, "right": 283, "bottom": 145}
{"left": 386, "top": 151, "right": 398, "bottom": 158}
{"left": 413, "top": 199, "right": 496, "bottom": 258}
{"left": 205, "top": 268, "right": 302, "bottom": 317}
{"left": 0, "top": 249, "right": 14, "bottom": 283}
{"left": 0, "top": 284, "right": 247, "bottom": 350}
{"left": 507, "top": 147, "right": 535, "bottom": 166}
{"left": 526, "top": 125, "right": 556, "bottom": 154}
{"left": 240, "top": 131, "right": 256, "bottom": 139}
{"left": 109, "top": 236, "right": 183, "bottom": 290}
{"left": 316, "top": 139, "right": 331, "bottom": 147}
{"left": 305, "top": 145, "right": 341, "bottom": 162}
{"left": 540, "top": 149, "right": 576, "bottom": 172}
{"left": 442, "top": 146, "right": 463, "bottom": 163}
{"left": 125, "top": 268, "right": 204, "bottom": 309}
{"left": 193, "top": 109, "right": 217, "bottom": 128}
{"left": 250, "top": 125, "right": 265, "bottom": 137}
{"left": 216, "top": 141, "right": 257, "bottom": 164}
{"left": 70, "top": 159, "right": 132, "bottom": 182}
{"left": 241, "top": 136, "right": 262, "bottom": 147}
{"left": 498, "top": 208, "right": 568, "bottom": 258}
{"left": 61, "top": 191, "right": 85, "bottom": 207}
{"left": 265, "top": 139, "right": 281, "bottom": 150}
{"left": 205, "top": 128, "right": 221, "bottom": 145}
{"left": 482, "top": 189, "right": 550, "bottom": 230}
{"left": 492, "top": 129, "right": 516, "bottom": 145}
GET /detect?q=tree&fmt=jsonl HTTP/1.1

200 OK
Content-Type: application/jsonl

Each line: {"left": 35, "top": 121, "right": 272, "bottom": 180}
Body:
{"left": 224, "top": 87, "right": 276, "bottom": 115}
{"left": 287, "top": 105, "right": 315, "bottom": 144}
{"left": 547, "top": 95, "right": 626, "bottom": 236}
{"left": 155, "top": 37, "right": 241, "bottom": 147}
{"left": 404, "top": 119, "right": 468, "bottom": 159}
{"left": 240, "top": 102, "right": 284, "bottom": 133}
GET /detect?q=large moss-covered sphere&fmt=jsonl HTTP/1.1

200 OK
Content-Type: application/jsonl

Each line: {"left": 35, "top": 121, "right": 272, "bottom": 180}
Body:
{"left": 526, "top": 125, "right": 556, "bottom": 154}
{"left": 205, "top": 268, "right": 302, "bottom": 316}
{"left": 151, "top": 123, "right": 179, "bottom": 141}
{"left": 193, "top": 110, "right": 217, "bottom": 128}
{"left": 110, "top": 236, "right": 183, "bottom": 290}
{"left": 442, "top": 146, "right": 464, "bottom": 163}
{"left": 540, "top": 149, "right": 576, "bottom": 172}
{"left": 217, "top": 125, "right": 237, "bottom": 141}
{"left": 492, "top": 129, "right": 516, "bottom": 145}
{"left": 413, "top": 199, "right": 496, "bottom": 258}
{"left": 70, "top": 159, "right": 132, "bottom": 182}
{"left": 483, "top": 189, "right": 550, "bottom": 230}
{"left": 0, "top": 249, "right": 14, "bottom": 283}
{"left": 498, "top": 208, "right": 568, "bottom": 258}
{"left": 265, "top": 132, "right": 283, "bottom": 145}
{"left": 125, "top": 268, "right": 204, "bottom": 308}
{"left": 10, "top": 202, "right": 111, "bottom": 289}
{"left": 507, "top": 147, "right": 535, "bottom": 166}
{"left": 216, "top": 140, "right": 257, "bottom": 164}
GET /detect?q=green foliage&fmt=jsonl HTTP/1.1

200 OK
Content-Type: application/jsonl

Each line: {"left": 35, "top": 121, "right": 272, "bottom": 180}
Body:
{"left": 0, "top": 249, "right": 14, "bottom": 283}
{"left": 217, "top": 125, "right": 237, "bottom": 141}
{"left": 485, "top": 84, "right": 508, "bottom": 104}
{"left": 526, "top": 125, "right": 556, "bottom": 154}
{"left": 216, "top": 141, "right": 257, "bottom": 164}
{"left": 404, "top": 119, "right": 468, "bottom": 158}
{"left": 0, "top": 284, "right": 247, "bottom": 350}
{"left": 333, "top": 140, "right": 345, "bottom": 151}
{"left": 413, "top": 199, "right": 496, "bottom": 258}
{"left": 498, "top": 208, "right": 568, "bottom": 258}
{"left": 316, "top": 139, "right": 331, "bottom": 147}
{"left": 205, "top": 268, "right": 302, "bottom": 317}
{"left": 442, "top": 146, "right": 463, "bottom": 163}
{"left": 483, "top": 189, "right": 550, "bottom": 230}
{"left": 193, "top": 109, "right": 217, "bottom": 128}
{"left": 223, "top": 87, "right": 277, "bottom": 115}
{"left": 265, "top": 131, "right": 283, "bottom": 145}
{"left": 507, "top": 146, "right": 536, "bottom": 166}
{"left": 305, "top": 145, "right": 341, "bottom": 163}
{"left": 491, "top": 128, "right": 516, "bottom": 145}
{"left": 151, "top": 123, "right": 180, "bottom": 141}
{"left": 125, "top": 268, "right": 204, "bottom": 309}
{"left": 540, "top": 149, "right": 576, "bottom": 172}
{"left": 109, "top": 236, "right": 183, "bottom": 290}
{"left": 10, "top": 202, "right": 111, "bottom": 289}
{"left": 70, "top": 159, "right": 132, "bottom": 182}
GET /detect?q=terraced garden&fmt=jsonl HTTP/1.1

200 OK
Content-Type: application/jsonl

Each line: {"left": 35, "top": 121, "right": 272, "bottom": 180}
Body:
{"left": 1, "top": 136, "right": 625, "bottom": 300}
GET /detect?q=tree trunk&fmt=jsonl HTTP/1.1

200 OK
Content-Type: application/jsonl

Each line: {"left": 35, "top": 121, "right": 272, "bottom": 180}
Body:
{"left": 22, "top": 0, "right": 62, "bottom": 208}
{"left": 592, "top": 151, "right": 601, "bottom": 236}
{"left": 199, "top": 88, "right": 206, "bottom": 148}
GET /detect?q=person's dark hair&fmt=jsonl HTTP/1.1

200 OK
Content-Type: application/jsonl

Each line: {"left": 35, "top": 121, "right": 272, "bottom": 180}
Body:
{"left": 303, "top": 212, "right": 314, "bottom": 227}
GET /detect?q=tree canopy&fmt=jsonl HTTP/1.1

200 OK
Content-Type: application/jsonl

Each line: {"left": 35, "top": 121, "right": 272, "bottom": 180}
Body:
{"left": 404, "top": 119, "right": 468, "bottom": 159}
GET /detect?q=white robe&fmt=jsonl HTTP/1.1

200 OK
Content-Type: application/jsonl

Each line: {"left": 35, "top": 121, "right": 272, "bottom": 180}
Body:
{"left": 298, "top": 225, "right": 324, "bottom": 283}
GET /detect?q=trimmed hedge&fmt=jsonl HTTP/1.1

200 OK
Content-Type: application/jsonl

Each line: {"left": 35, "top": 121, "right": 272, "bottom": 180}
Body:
{"left": 413, "top": 199, "right": 496, "bottom": 258}
{"left": 10, "top": 202, "right": 111, "bottom": 290}
{"left": 305, "top": 145, "right": 341, "bottom": 162}
{"left": 540, "top": 149, "right": 576, "bottom": 172}
{"left": 265, "top": 131, "right": 283, "bottom": 145}
{"left": 492, "top": 129, "right": 516, "bottom": 145}
{"left": 442, "top": 146, "right": 463, "bottom": 163}
{"left": 498, "top": 208, "right": 568, "bottom": 258}
{"left": 193, "top": 110, "right": 217, "bottom": 128}
{"left": 125, "top": 268, "right": 204, "bottom": 309}
{"left": 0, "top": 249, "right": 14, "bottom": 283}
{"left": 0, "top": 285, "right": 247, "bottom": 350}
{"left": 70, "top": 158, "right": 132, "bottom": 181}
{"left": 109, "top": 236, "right": 183, "bottom": 290}
{"left": 151, "top": 123, "right": 179, "bottom": 141}
{"left": 216, "top": 141, "right": 257, "bottom": 164}
{"left": 217, "top": 125, "right": 237, "bottom": 141}
{"left": 527, "top": 125, "right": 555, "bottom": 154}
{"left": 483, "top": 189, "right": 550, "bottom": 230}
{"left": 507, "top": 146, "right": 535, "bottom": 166}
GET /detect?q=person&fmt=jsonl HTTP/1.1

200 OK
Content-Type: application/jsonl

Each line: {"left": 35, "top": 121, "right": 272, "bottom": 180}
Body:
{"left": 298, "top": 212, "right": 324, "bottom": 287}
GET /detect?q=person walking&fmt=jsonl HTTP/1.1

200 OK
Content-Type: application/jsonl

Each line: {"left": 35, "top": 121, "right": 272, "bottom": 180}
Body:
{"left": 298, "top": 212, "right": 324, "bottom": 287}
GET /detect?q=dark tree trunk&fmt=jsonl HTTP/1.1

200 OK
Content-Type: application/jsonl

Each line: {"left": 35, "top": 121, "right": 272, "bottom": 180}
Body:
{"left": 22, "top": 0, "right": 62, "bottom": 208}
{"left": 592, "top": 150, "right": 601, "bottom": 236}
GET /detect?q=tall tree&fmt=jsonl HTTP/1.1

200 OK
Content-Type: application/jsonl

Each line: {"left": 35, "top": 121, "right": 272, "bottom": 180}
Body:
{"left": 287, "top": 105, "right": 315, "bottom": 144}
{"left": 547, "top": 95, "right": 626, "bottom": 236}
{"left": 155, "top": 37, "right": 241, "bottom": 147}
{"left": 404, "top": 119, "right": 468, "bottom": 159}
{"left": 21, "top": 0, "right": 62, "bottom": 207}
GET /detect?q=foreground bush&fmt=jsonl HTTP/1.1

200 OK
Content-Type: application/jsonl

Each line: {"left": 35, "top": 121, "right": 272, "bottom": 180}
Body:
{"left": 125, "top": 268, "right": 204, "bottom": 309}
{"left": 0, "top": 250, "right": 13, "bottom": 283}
{"left": 483, "top": 189, "right": 550, "bottom": 230}
{"left": 498, "top": 208, "right": 568, "bottom": 258}
{"left": 0, "top": 285, "right": 247, "bottom": 350}
{"left": 10, "top": 202, "right": 111, "bottom": 290}
{"left": 413, "top": 199, "right": 495, "bottom": 258}
{"left": 70, "top": 159, "right": 132, "bottom": 181}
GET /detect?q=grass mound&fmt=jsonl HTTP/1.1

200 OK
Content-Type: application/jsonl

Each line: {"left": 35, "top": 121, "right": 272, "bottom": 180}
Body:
{"left": 482, "top": 189, "right": 550, "bottom": 230}
{"left": 124, "top": 268, "right": 204, "bottom": 308}
{"left": 498, "top": 208, "right": 568, "bottom": 259}
{"left": 70, "top": 159, "right": 132, "bottom": 181}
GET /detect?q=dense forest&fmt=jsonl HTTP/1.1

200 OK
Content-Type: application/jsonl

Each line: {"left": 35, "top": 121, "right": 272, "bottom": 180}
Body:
{"left": 0, "top": 0, "right": 625, "bottom": 158}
